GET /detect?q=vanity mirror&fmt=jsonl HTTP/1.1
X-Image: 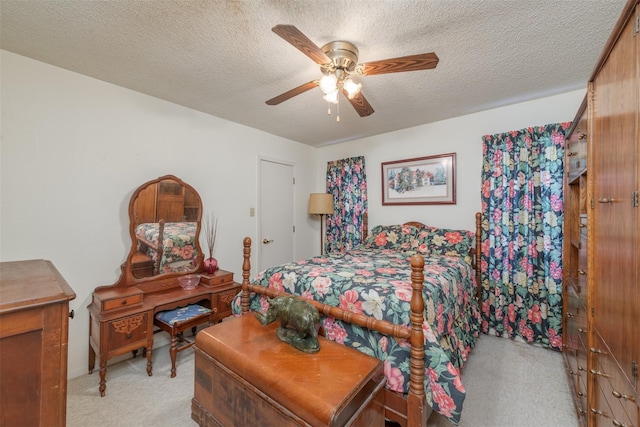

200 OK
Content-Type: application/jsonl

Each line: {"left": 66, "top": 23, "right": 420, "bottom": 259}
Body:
{"left": 127, "top": 175, "right": 203, "bottom": 280}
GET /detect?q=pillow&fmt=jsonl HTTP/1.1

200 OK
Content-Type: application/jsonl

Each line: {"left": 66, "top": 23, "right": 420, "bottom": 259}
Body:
{"left": 362, "top": 224, "right": 419, "bottom": 251}
{"left": 415, "top": 226, "right": 474, "bottom": 259}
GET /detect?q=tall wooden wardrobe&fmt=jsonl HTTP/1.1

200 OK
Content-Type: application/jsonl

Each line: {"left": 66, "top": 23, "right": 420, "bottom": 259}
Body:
{"left": 563, "top": 1, "right": 639, "bottom": 426}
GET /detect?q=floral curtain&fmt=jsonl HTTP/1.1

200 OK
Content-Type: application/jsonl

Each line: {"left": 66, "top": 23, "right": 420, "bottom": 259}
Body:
{"left": 325, "top": 156, "right": 368, "bottom": 253}
{"left": 480, "top": 123, "right": 569, "bottom": 349}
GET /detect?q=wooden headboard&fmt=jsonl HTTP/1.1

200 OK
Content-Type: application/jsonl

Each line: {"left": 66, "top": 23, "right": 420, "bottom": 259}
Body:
{"left": 362, "top": 212, "right": 483, "bottom": 300}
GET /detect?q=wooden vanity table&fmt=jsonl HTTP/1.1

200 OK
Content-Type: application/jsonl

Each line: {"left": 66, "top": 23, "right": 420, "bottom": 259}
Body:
{"left": 87, "top": 175, "right": 241, "bottom": 396}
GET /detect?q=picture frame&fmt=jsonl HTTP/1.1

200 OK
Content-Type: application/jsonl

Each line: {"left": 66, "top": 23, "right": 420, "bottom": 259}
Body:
{"left": 381, "top": 152, "right": 456, "bottom": 205}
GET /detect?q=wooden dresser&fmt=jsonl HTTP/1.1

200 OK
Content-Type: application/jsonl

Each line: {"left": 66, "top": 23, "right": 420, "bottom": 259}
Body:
{"left": 0, "top": 259, "right": 76, "bottom": 427}
{"left": 563, "top": 1, "right": 639, "bottom": 425}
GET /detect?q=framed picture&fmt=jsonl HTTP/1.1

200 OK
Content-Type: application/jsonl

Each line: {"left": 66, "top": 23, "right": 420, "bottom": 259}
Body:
{"left": 381, "top": 153, "right": 456, "bottom": 205}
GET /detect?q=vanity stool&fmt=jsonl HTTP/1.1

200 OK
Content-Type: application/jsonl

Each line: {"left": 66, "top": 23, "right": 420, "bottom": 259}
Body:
{"left": 154, "top": 304, "right": 214, "bottom": 378}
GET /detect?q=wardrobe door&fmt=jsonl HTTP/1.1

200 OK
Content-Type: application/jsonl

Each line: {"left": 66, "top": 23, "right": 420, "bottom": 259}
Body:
{"left": 591, "top": 0, "right": 638, "bottom": 399}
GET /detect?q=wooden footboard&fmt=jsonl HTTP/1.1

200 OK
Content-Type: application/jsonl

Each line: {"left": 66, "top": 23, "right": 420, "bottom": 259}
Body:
{"left": 238, "top": 212, "right": 482, "bottom": 427}
{"left": 240, "top": 237, "right": 428, "bottom": 427}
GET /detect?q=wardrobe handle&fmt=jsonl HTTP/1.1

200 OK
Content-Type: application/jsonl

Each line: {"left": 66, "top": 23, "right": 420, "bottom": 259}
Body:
{"left": 612, "top": 420, "right": 627, "bottom": 427}
{"left": 590, "top": 369, "right": 611, "bottom": 378}
{"left": 611, "top": 390, "right": 636, "bottom": 402}
{"left": 578, "top": 269, "right": 586, "bottom": 275}
{"left": 590, "top": 408, "right": 609, "bottom": 417}
{"left": 590, "top": 347, "right": 605, "bottom": 354}
{"left": 598, "top": 197, "right": 615, "bottom": 203}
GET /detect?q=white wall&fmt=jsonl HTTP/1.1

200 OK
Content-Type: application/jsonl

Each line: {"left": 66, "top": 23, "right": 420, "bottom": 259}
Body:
{"left": 318, "top": 90, "right": 585, "bottom": 232}
{"left": 0, "top": 50, "right": 319, "bottom": 379}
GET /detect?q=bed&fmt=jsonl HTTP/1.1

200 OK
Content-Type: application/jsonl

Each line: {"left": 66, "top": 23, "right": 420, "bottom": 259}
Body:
{"left": 134, "top": 221, "right": 198, "bottom": 274}
{"left": 234, "top": 212, "right": 482, "bottom": 427}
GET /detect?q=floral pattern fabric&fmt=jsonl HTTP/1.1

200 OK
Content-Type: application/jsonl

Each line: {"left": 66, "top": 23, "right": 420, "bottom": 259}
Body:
{"left": 480, "top": 123, "right": 568, "bottom": 349}
{"left": 135, "top": 222, "right": 197, "bottom": 273}
{"left": 325, "top": 156, "right": 368, "bottom": 253}
{"left": 232, "top": 247, "right": 480, "bottom": 425}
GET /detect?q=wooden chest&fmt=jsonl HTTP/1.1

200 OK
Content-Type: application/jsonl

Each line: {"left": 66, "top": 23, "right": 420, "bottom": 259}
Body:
{"left": 192, "top": 315, "right": 386, "bottom": 427}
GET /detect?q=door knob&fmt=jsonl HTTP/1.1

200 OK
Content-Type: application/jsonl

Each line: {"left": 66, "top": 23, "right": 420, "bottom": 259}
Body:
{"left": 262, "top": 239, "right": 274, "bottom": 244}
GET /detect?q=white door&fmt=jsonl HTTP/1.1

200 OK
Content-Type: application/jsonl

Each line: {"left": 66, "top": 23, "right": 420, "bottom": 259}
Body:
{"left": 259, "top": 158, "right": 294, "bottom": 271}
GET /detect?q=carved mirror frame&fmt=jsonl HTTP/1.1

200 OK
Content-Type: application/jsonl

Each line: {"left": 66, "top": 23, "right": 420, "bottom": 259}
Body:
{"left": 119, "top": 174, "right": 204, "bottom": 287}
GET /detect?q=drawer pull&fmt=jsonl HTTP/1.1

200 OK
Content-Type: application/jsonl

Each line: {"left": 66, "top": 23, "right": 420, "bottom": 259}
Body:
{"left": 566, "top": 312, "right": 575, "bottom": 318}
{"left": 590, "top": 408, "right": 609, "bottom": 417}
{"left": 567, "top": 151, "right": 577, "bottom": 157}
{"left": 612, "top": 420, "right": 628, "bottom": 427}
{"left": 122, "top": 300, "right": 127, "bottom": 305}
{"left": 126, "top": 333, "right": 132, "bottom": 339}
{"left": 578, "top": 328, "right": 587, "bottom": 334}
{"left": 577, "top": 391, "right": 585, "bottom": 397}
{"left": 578, "top": 269, "right": 586, "bottom": 275}
{"left": 590, "top": 369, "right": 611, "bottom": 378}
{"left": 611, "top": 390, "right": 636, "bottom": 402}
{"left": 590, "top": 347, "right": 605, "bottom": 354}
{"left": 578, "top": 366, "right": 586, "bottom": 371}
{"left": 598, "top": 197, "right": 615, "bottom": 203}
{"left": 578, "top": 408, "right": 586, "bottom": 416}
{"left": 569, "top": 370, "right": 578, "bottom": 376}
{"left": 578, "top": 133, "right": 587, "bottom": 140}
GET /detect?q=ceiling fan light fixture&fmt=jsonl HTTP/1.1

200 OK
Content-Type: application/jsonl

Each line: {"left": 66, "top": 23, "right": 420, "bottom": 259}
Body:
{"left": 319, "top": 73, "right": 338, "bottom": 94}
{"left": 322, "top": 89, "right": 339, "bottom": 104}
{"left": 343, "top": 78, "right": 362, "bottom": 99}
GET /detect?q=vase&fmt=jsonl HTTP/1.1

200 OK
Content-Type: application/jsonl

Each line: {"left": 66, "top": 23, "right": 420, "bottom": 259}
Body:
{"left": 204, "top": 257, "right": 218, "bottom": 274}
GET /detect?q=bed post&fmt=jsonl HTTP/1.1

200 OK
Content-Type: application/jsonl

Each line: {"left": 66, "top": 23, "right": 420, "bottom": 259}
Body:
{"left": 241, "top": 237, "right": 251, "bottom": 314}
{"left": 154, "top": 220, "right": 165, "bottom": 275}
{"left": 407, "top": 254, "right": 426, "bottom": 427}
{"left": 474, "top": 212, "right": 482, "bottom": 300}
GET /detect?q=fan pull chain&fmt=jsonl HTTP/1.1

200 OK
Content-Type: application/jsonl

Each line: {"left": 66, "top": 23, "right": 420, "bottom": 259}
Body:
{"left": 327, "top": 102, "right": 331, "bottom": 116}
{"left": 336, "top": 97, "right": 340, "bottom": 122}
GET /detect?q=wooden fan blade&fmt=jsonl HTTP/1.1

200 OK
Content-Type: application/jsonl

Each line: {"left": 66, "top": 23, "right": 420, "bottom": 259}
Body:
{"left": 266, "top": 81, "right": 319, "bottom": 105}
{"left": 356, "top": 52, "right": 439, "bottom": 76}
{"left": 272, "top": 25, "right": 331, "bottom": 65}
{"left": 343, "top": 90, "right": 375, "bottom": 117}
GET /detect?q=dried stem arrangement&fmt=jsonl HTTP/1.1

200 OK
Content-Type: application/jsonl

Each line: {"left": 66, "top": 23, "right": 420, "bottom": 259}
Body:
{"left": 204, "top": 212, "right": 218, "bottom": 258}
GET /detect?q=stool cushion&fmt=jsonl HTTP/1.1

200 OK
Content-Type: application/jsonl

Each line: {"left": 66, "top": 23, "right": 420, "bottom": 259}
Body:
{"left": 155, "top": 304, "right": 211, "bottom": 325}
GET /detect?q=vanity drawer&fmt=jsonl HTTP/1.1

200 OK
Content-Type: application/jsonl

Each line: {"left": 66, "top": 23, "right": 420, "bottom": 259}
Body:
{"left": 102, "top": 293, "right": 143, "bottom": 311}
{"left": 211, "top": 286, "right": 240, "bottom": 321}
{"left": 107, "top": 312, "right": 149, "bottom": 352}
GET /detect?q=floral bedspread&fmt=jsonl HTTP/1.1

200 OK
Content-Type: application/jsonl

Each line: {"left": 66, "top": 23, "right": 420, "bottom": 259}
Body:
{"left": 135, "top": 222, "right": 197, "bottom": 273}
{"left": 232, "top": 248, "right": 480, "bottom": 425}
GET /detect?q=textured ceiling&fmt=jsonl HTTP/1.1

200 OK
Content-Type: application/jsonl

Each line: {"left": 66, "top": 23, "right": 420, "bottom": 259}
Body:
{"left": 0, "top": 0, "right": 626, "bottom": 147}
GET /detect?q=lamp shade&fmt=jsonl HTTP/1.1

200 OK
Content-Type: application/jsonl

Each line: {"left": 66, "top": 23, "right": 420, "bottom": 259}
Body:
{"left": 308, "top": 193, "right": 334, "bottom": 215}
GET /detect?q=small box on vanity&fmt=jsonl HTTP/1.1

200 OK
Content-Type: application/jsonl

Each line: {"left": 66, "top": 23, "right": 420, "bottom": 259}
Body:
{"left": 199, "top": 269, "right": 234, "bottom": 287}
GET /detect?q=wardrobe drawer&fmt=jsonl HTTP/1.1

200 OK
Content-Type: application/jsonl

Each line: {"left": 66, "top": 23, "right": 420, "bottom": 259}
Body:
{"left": 566, "top": 111, "right": 588, "bottom": 182}
{"left": 590, "top": 333, "right": 639, "bottom": 427}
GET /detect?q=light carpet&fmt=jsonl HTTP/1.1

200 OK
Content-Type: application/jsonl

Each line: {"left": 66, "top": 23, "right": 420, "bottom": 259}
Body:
{"left": 67, "top": 333, "right": 579, "bottom": 427}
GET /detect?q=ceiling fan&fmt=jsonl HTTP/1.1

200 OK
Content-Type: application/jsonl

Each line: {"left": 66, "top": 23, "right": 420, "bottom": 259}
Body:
{"left": 266, "top": 25, "right": 439, "bottom": 119}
